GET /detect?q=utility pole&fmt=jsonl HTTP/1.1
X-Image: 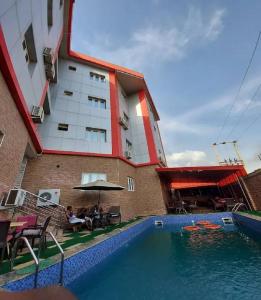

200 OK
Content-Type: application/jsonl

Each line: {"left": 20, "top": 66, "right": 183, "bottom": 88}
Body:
{"left": 212, "top": 140, "right": 245, "bottom": 166}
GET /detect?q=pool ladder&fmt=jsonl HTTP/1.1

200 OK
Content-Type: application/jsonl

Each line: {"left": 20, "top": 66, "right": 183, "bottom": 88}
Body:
{"left": 11, "top": 231, "right": 64, "bottom": 288}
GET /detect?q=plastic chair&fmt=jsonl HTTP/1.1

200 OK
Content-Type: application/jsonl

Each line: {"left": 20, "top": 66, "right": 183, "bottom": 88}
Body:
{"left": 15, "top": 215, "right": 38, "bottom": 233}
{"left": 14, "top": 216, "right": 51, "bottom": 258}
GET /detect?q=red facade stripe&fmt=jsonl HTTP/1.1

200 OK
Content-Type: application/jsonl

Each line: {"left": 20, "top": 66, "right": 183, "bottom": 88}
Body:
{"left": 0, "top": 26, "right": 42, "bottom": 153}
{"left": 138, "top": 90, "right": 158, "bottom": 164}
{"left": 109, "top": 72, "right": 122, "bottom": 156}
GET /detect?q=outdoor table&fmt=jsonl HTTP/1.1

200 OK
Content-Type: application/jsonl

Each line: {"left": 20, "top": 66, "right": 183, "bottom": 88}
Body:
{"left": 10, "top": 221, "right": 27, "bottom": 228}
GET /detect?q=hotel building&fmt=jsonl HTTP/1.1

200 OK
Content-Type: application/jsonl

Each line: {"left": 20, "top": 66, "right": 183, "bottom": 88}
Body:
{"left": 0, "top": 0, "right": 168, "bottom": 220}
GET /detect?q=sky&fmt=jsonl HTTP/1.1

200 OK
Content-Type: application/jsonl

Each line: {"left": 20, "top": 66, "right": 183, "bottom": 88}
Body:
{"left": 72, "top": 0, "right": 261, "bottom": 172}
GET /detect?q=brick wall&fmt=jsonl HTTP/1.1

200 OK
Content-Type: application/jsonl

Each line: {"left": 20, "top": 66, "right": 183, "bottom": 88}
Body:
{"left": 0, "top": 71, "right": 36, "bottom": 219}
{"left": 21, "top": 154, "right": 167, "bottom": 221}
{"left": 243, "top": 169, "right": 261, "bottom": 210}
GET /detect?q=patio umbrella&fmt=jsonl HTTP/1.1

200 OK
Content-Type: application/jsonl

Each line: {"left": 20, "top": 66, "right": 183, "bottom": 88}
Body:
{"left": 73, "top": 180, "right": 125, "bottom": 206}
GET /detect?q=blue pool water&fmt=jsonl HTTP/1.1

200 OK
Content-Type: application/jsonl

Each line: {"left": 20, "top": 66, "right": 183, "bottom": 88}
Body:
{"left": 68, "top": 225, "right": 261, "bottom": 300}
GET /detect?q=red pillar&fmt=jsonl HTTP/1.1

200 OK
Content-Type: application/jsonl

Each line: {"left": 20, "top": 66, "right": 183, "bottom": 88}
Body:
{"left": 138, "top": 90, "right": 158, "bottom": 164}
{"left": 109, "top": 71, "right": 122, "bottom": 156}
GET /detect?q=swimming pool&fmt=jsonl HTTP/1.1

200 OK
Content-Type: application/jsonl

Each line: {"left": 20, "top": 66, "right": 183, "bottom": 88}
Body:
{"left": 69, "top": 221, "right": 261, "bottom": 300}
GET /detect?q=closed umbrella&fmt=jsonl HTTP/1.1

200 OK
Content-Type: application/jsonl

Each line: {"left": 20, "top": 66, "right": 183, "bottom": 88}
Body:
{"left": 73, "top": 180, "right": 125, "bottom": 206}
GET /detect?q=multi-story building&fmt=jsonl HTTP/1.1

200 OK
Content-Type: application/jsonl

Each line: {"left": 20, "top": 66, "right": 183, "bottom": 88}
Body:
{"left": 0, "top": 0, "right": 167, "bottom": 220}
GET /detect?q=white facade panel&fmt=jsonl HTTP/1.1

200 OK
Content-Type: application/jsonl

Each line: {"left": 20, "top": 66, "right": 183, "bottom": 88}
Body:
{"left": 38, "top": 59, "right": 112, "bottom": 154}
{"left": 0, "top": 0, "right": 64, "bottom": 113}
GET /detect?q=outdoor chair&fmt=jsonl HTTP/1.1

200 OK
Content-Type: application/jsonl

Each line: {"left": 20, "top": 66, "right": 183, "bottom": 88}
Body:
{"left": 224, "top": 198, "right": 237, "bottom": 211}
{"left": 0, "top": 220, "right": 12, "bottom": 268}
{"left": 106, "top": 206, "right": 121, "bottom": 224}
{"left": 186, "top": 199, "right": 197, "bottom": 212}
{"left": 174, "top": 201, "right": 187, "bottom": 214}
{"left": 14, "top": 216, "right": 51, "bottom": 257}
{"left": 211, "top": 198, "right": 226, "bottom": 211}
{"left": 15, "top": 215, "right": 38, "bottom": 234}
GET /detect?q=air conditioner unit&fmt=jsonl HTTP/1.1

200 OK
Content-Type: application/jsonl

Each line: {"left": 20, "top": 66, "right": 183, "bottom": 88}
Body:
{"left": 125, "top": 151, "right": 132, "bottom": 159}
{"left": 37, "top": 189, "right": 60, "bottom": 207}
{"left": 43, "top": 47, "right": 54, "bottom": 64}
{"left": 31, "top": 106, "right": 44, "bottom": 123}
{"left": 119, "top": 117, "right": 128, "bottom": 130}
{"left": 5, "top": 189, "right": 26, "bottom": 206}
{"left": 45, "top": 62, "right": 56, "bottom": 80}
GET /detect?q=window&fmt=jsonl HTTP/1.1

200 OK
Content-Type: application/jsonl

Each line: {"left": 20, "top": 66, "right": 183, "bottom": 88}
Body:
{"left": 81, "top": 173, "right": 106, "bottom": 184}
{"left": 0, "top": 130, "right": 5, "bottom": 147}
{"left": 64, "top": 90, "right": 73, "bottom": 96}
{"left": 127, "top": 177, "right": 135, "bottom": 192}
{"left": 123, "top": 112, "right": 129, "bottom": 123}
{"left": 22, "top": 24, "right": 37, "bottom": 64}
{"left": 47, "top": 0, "right": 53, "bottom": 28}
{"left": 68, "top": 66, "right": 76, "bottom": 71}
{"left": 86, "top": 128, "right": 106, "bottom": 143}
{"left": 126, "top": 139, "right": 132, "bottom": 151}
{"left": 58, "top": 123, "right": 68, "bottom": 131}
{"left": 90, "top": 72, "right": 106, "bottom": 83}
{"left": 59, "top": 0, "right": 63, "bottom": 8}
{"left": 88, "top": 96, "right": 106, "bottom": 109}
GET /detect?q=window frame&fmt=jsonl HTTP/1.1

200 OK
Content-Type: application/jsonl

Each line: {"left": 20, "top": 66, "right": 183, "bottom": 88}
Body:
{"left": 81, "top": 173, "right": 107, "bottom": 184}
{"left": 0, "top": 130, "right": 5, "bottom": 147}
{"left": 127, "top": 177, "right": 135, "bottom": 192}
{"left": 58, "top": 123, "right": 69, "bottom": 131}
{"left": 64, "top": 90, "right": 73, "bottom": 96}
{"left": 88, "top": 96, "right": 106, "bottom": 110}
{"left": 85, "top": 127, "right": 107, "bottom": 143}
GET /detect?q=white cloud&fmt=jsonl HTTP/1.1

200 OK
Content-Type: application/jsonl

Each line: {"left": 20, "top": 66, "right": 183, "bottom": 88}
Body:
{"left": 166, "top": 150, "right": 210, "bottom": 166}
{"left": 81, "top": 7, "right": 226, "bottom": 70}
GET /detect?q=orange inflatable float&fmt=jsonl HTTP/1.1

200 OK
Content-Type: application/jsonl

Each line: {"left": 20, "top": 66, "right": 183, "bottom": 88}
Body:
{"left": 203, "top": 224, "right": 221, "bottom": 230}
{"left": 196, "top": 220, "right": 211, "bottom": 225}
{"left": 183, "top": 225, "right": 201, "bottom": 231}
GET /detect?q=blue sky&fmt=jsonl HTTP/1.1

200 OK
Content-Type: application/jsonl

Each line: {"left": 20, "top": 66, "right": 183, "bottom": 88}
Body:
{"left": 72, "top": 0, "right": 261, "bottom": 172}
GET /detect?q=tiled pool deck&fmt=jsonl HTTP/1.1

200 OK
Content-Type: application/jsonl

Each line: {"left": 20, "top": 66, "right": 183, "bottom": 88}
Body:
{"left": 0, "top": 212, "right": 249, "bottom": 291}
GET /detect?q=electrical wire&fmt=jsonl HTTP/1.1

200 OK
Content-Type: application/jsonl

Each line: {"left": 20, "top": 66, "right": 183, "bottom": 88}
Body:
{"left": 237, "top": 111, "right": 261, "bottom": 140}
{"left": 216, "top": 31, "right": 261, "bottom": 142}
{"left": 226, "top": 81, "right": 261, "bottom": 138}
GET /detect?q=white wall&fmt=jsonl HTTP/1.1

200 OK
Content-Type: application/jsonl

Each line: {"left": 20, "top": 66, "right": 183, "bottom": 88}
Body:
{"left": 0, "top": 0, "right": 64, "bottom": 111}
{"left": 38, "top": 59, "right": 112, "bottom": 154}
{"left": 147, "top": 99, "right": 166, "bottom": 164}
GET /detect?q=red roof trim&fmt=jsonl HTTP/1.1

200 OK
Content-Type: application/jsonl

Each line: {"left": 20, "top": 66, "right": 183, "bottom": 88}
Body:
{"left": 156, "top": 165, "right": 247, "bottom": 173}
{"left": 43, "top": 149, "right": 160, "bottom": 168}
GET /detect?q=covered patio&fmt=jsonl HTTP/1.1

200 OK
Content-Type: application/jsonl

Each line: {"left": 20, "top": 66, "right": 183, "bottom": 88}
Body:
{"left": 156, "top": 165, "right": 252, "bottom": 213}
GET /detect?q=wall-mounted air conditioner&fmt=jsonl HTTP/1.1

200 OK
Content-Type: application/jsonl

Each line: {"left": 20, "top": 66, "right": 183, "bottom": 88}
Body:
{"left": 45, "top": 63, "right": 56, "bottom": 80}
{"left": 31, "top": 106, "right": 44, "bottom": 123}
{"left": 43, "top": 47, "right": 54, "bottom": 64}
{"left": 119, "top": 117, "right": 128, "bottom": 130}
{"left": 37, "top": 189, "right": 60, "bottom": 207}
{"left": 125, "top": 151, "right": 132, "bottom": 159}
{"left": 5, "top": 189, "right": 26, "bottom": 206}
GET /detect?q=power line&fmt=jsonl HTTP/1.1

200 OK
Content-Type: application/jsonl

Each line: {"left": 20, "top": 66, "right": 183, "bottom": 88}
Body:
{"left": 216, "top": 31, "right": 261, "bottom": 142}
{"left": 226, "top": 81, "right": 261, "bottom": 138}
{"left": 237, "top": 111, "right": 261, "bottom": 140}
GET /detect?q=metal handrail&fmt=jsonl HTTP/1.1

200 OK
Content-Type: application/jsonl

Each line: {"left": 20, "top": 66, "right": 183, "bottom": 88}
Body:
{"left": 11, "top": 232, "right": 64, "bottom": 288}
{"left": 11, "top": 237, "right": 39, "bottom": 288}
{"left": 46, "top": 231, "right": 64, "bottom": 286}
{"left": 232, "top": 202, "right": 247, "bottom": 212}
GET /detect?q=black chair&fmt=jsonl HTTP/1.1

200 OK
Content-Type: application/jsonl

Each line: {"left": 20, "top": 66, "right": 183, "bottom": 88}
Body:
{"left": 14, "top": 216, "right": 51, "bottom": 258}
{"left": 0, "top": 220, "right": 12, "bottom": 268}
{"left": 107, "top": 206, "right": 121, "bottom": 224}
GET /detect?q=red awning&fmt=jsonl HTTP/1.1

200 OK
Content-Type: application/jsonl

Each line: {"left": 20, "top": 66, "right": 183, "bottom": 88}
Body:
{"left": 156, "top": 165, "right": 247, "bottom": 189}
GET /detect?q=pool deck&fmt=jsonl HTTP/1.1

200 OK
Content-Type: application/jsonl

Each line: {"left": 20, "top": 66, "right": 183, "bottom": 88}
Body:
{"left": 0, "top": 217, "right": 146, "bottom": 287}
